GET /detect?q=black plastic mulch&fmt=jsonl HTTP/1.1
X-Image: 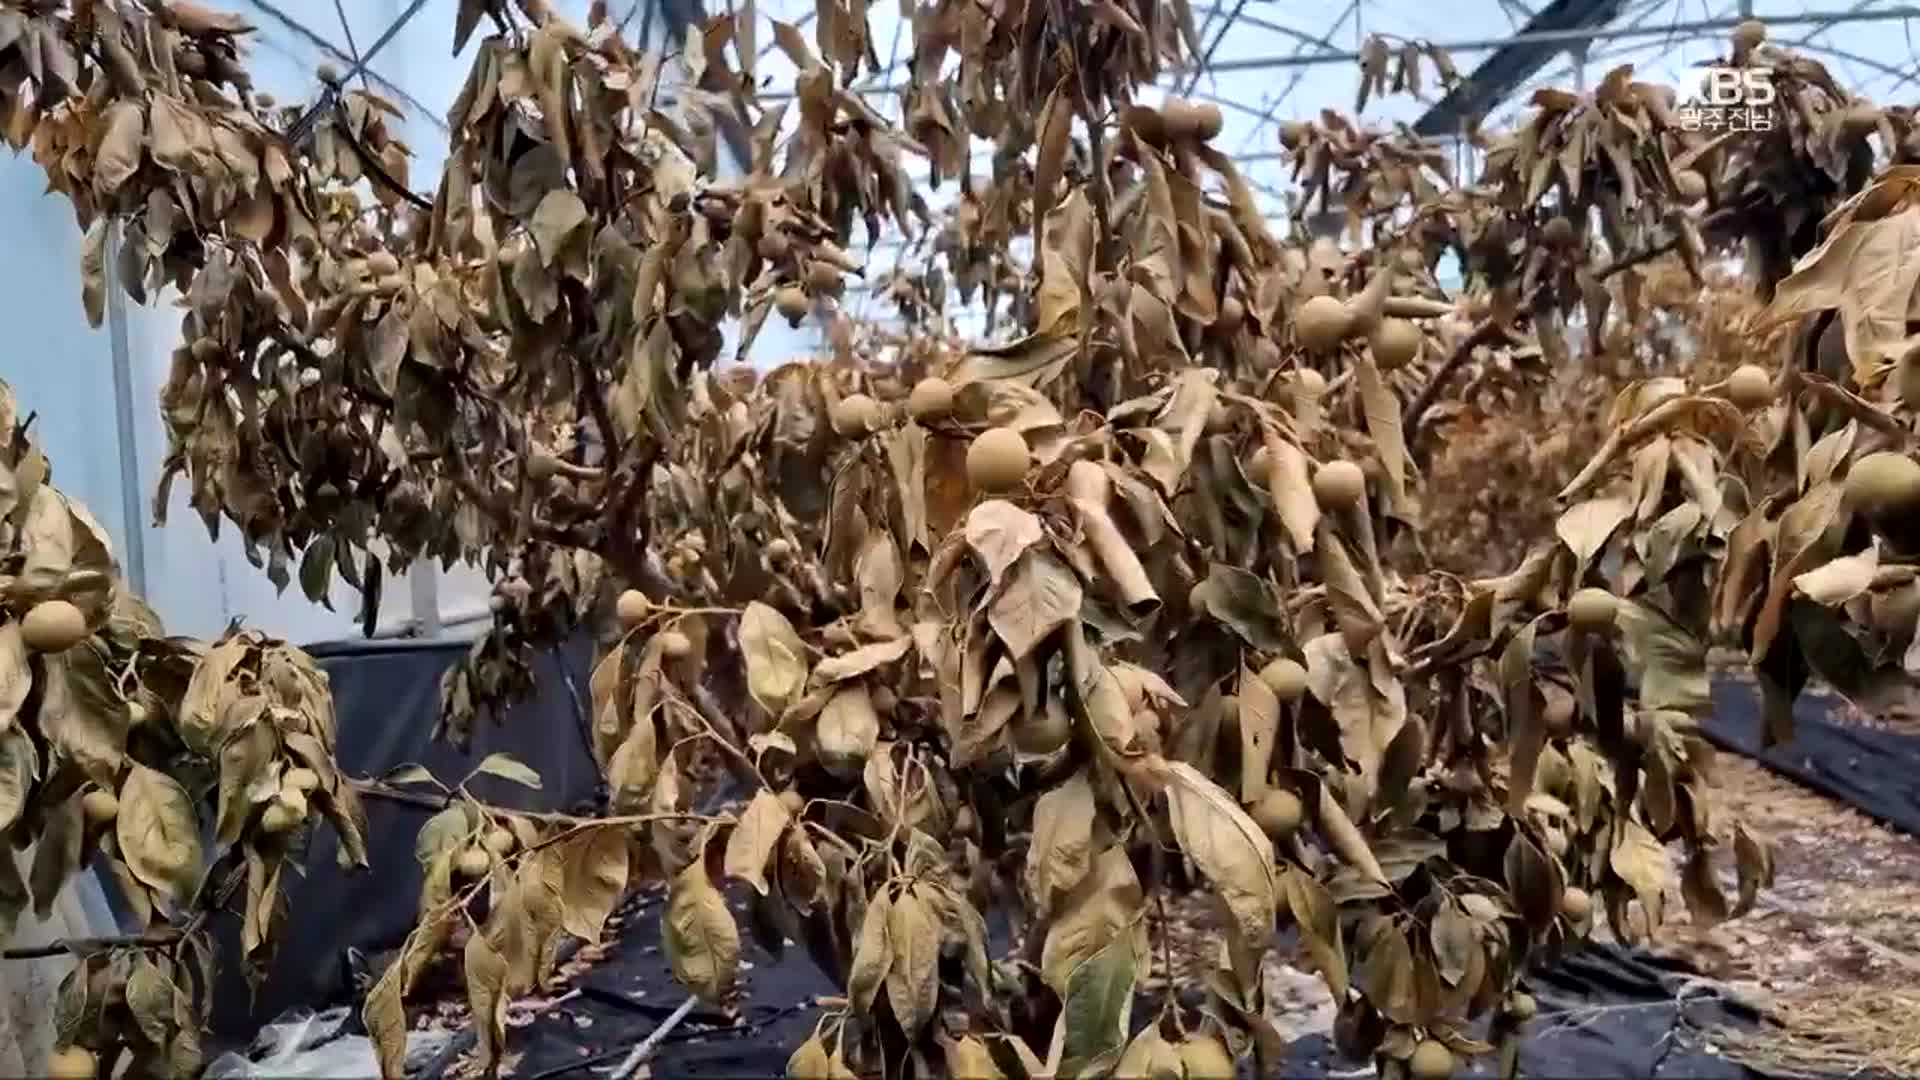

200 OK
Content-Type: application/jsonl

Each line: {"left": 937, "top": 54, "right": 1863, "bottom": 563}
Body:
{"left": 252, "top": 646, "right": 1920, "bottom": 1078}
{"left": 209, "top": 635, "right": 605, "bottom": 1038}
{"left": 1702, "top": 680, "right": 1920, "bottom": 838}
{"left": 480, "top": 887, "right": 1769, "bottom": 1080}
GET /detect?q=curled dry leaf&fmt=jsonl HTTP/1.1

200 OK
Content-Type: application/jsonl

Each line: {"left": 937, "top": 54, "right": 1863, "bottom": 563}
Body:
{"left": 8, "top": 0, "right": 1908, "bottom": 1071}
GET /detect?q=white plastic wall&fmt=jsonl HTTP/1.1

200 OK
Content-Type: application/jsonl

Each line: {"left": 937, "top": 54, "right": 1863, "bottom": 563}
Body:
{"left": 0, "top": 0, "right": 820, "bottom": 647}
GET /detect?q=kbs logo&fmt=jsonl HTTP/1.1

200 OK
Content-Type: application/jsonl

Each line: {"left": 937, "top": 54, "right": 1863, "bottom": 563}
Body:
{"left": 1677, "top": 67, "right": 1776, "bottom": 132}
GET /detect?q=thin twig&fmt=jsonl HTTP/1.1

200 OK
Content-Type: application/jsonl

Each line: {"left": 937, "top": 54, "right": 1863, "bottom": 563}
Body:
{"left": 1, "top": 930, "right": 187, "bottom": 961}
{"left": 1, "top": 865, "right": 243, "bottom": 961}
{"left": 348, "top": 777, "right": 722, "bottom": 837}
{"left": 605, "top": 996, "right": 698, "bottom": 1080}
{"left": 1401, "top": 235, "right": 1683, "bottom": 442}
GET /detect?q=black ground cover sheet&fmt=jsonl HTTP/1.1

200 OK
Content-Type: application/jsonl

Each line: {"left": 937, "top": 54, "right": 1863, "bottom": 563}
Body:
{"left": 216, "top": 644, "right": 1920, "bottom": 1076}
{"left": 479, "top": 888, "right": 1769, "bottom": 1080}
{"left": 1702, "top": 681, "right": 1920, "bottom": 837}
{"left": 208, "top": 635, "right": 604, "bottom": 1036}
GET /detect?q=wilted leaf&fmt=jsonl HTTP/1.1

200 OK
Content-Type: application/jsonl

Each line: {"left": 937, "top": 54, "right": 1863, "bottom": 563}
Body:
{"left": 1263, "top": 432, "right": 1320, "bottom": 552}
{"left": 1160, "top": 761, "right": 1277, "bottom": 956}
{"left": 1238, "top": 665, "right": 1279, "bottom": 803}
{"left": 1557, "top": 496, "right": 1632, "bottom": 574}
{"left": 0, "top": 625, "right": 30, "bottom": 731}
{"left": 818, "top": 684, "right": 880, "bottom": 776}
{"left": 1281, "top": 864, "right": 1348, "bottom": 998}
{"left": 1733, "top": 823, "right": 1774, "bottom": 916}
{"left": 965, "top": 500, "right": 1045, "bottom": 589}
{"left": 1501, "top": 617, "right": 1545, "bottom": 814}
{"left": 947, "top": 1035, "right": 1005, "bottom": 1080}
{"left": 1355, "top": 917, "right": 1418, "bottom": 1021}
{"left": 472, "top": 752, "right": 542, "bottom": 789}
{"left": 1682, "top": 846, "right": 1731, "bottom": 929}
{"left": 215, "top": 718, "right": 276, "bottom": 849}
{"left": 990, "top": 550, "right": 1082, "bottom": 661}
{"left": 848, "top": 887, "right": 894, "bottom": 1013}
{"left": 117, "top": 763, "right": 202, "bottom": 910}
{"left": 812, "top": 636, "right": 912, "bottom": 684}
{"left": 663, "top": 863, "right": 740, "bottom": 1002}
{"left": 362, "top": 939, "right": 410, "bottom": 1078}
{"left": 1027, "top": 770, "right": 1094, "bottom": 912}
{"left": 1503, "top": 830, "right": 1563, "bottom": 929}
{"left": 885, "top": 886, "right": 941, "bottom": 1035}
{"left": 743, "top": 602, "right": 809, "bottom": 714}
{"left": 557, "top": 826, "right": 629, "bottom": 942}
{"left": 125, "top": 956, "right": 174, "bottom": 1049}
{"left": 1610, "top": 818, "right": 1671, "bottom": 928}
{"left": 1430, "top": 901, "right": 1478, "bottom": 987}
{"left": 724, "top": 789, "right": 792, "bottom": 895}
{"left": 29, "top": 792, "right": 81, "bottom": 918}
{"left": 465, "top": 929, "right": 511, "bottom": 1073}
{"left": 529, "top": 189, "right": 588, "bottom": 265}
{"left": 1353, "top": 355, "right": 1407, "bottom": 509}
{"left": 0, "top": 725, "right": 36, "bottom": 832}
{"left": 1793, "top": 542, "right": 1880, "bottom": 607}
{"left": 1303, "top": 633, "right": 1405, "bottom": 788}
{"left": 1040, "top": 846, "right": 1148, "bottom": 997}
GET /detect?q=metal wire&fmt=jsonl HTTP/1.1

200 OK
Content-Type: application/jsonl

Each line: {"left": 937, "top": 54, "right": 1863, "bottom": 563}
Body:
{"left": 248, "top": 0, "right": 444, "bottom": 143}
{"left": 331, "top": 0, "right": 370, "bottom": 91}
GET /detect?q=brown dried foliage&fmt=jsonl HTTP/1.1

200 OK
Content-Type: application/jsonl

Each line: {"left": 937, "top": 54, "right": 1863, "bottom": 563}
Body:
{"left": 9, "top": 4, "right": 1920, "bottom": 1080}
{"left": 0, "top": 378, "right": 365, "bottom": 1079}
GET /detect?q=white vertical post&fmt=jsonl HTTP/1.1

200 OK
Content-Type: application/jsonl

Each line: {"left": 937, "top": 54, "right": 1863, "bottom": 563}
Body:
{"left": 103, "top": 222, "right": 149, "bottom": 597}
{"left": 410, "top": 559, "right": 441, "bottom": 637}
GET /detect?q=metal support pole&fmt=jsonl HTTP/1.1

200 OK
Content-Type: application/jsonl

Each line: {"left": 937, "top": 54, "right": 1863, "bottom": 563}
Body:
{"left": 409, "top": 560, "right": 441, "bottom": 637}
{"left": 1184, "top": 8, "right": 1920, "bottom": 75}
{"left": 762, "top": 6, "right": 1920, "bottom": 99}
{"left": 102, "top": 224, "right": 149, "bottom": 599}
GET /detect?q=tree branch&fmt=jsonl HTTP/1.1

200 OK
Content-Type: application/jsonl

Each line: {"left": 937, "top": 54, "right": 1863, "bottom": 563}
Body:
{"left": 1, "top": 865, "right": 244, "bottom": 961}
{"left": 1401, "top": 235, "right": 1684, "bottom": 443}
{"left": 0, "top": 930, "right": 187, "bottom": 961}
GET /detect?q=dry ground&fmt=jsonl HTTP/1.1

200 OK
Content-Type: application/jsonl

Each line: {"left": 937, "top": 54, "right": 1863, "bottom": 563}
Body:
{"left": 1136, "top": 748, "right": 1920, "bottom": 1077}
{"left": 1656, "top": 753, "right": 1920, "bottom": 1076}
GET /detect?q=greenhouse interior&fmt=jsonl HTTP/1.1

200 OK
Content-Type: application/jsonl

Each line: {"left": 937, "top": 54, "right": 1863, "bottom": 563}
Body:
{"left": 1, "top": 0, "right": 1919, "bottom": 1077}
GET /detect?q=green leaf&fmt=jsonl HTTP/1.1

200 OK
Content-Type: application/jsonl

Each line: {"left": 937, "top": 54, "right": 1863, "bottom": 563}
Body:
{"left": 1617, "top": 600, "right": 1710, "bottom": 714}
{"left": 416, "top": 805, "right": 478, "bottom": 865}
{"left": 299, "top": 534, "right": 337, "bottom": 607}
{"left": 1200, "top": 564, "right": 1290, "bottom": 650}
{"left": 1058, "top": 936, "right": 1136, "bottom": 1078}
